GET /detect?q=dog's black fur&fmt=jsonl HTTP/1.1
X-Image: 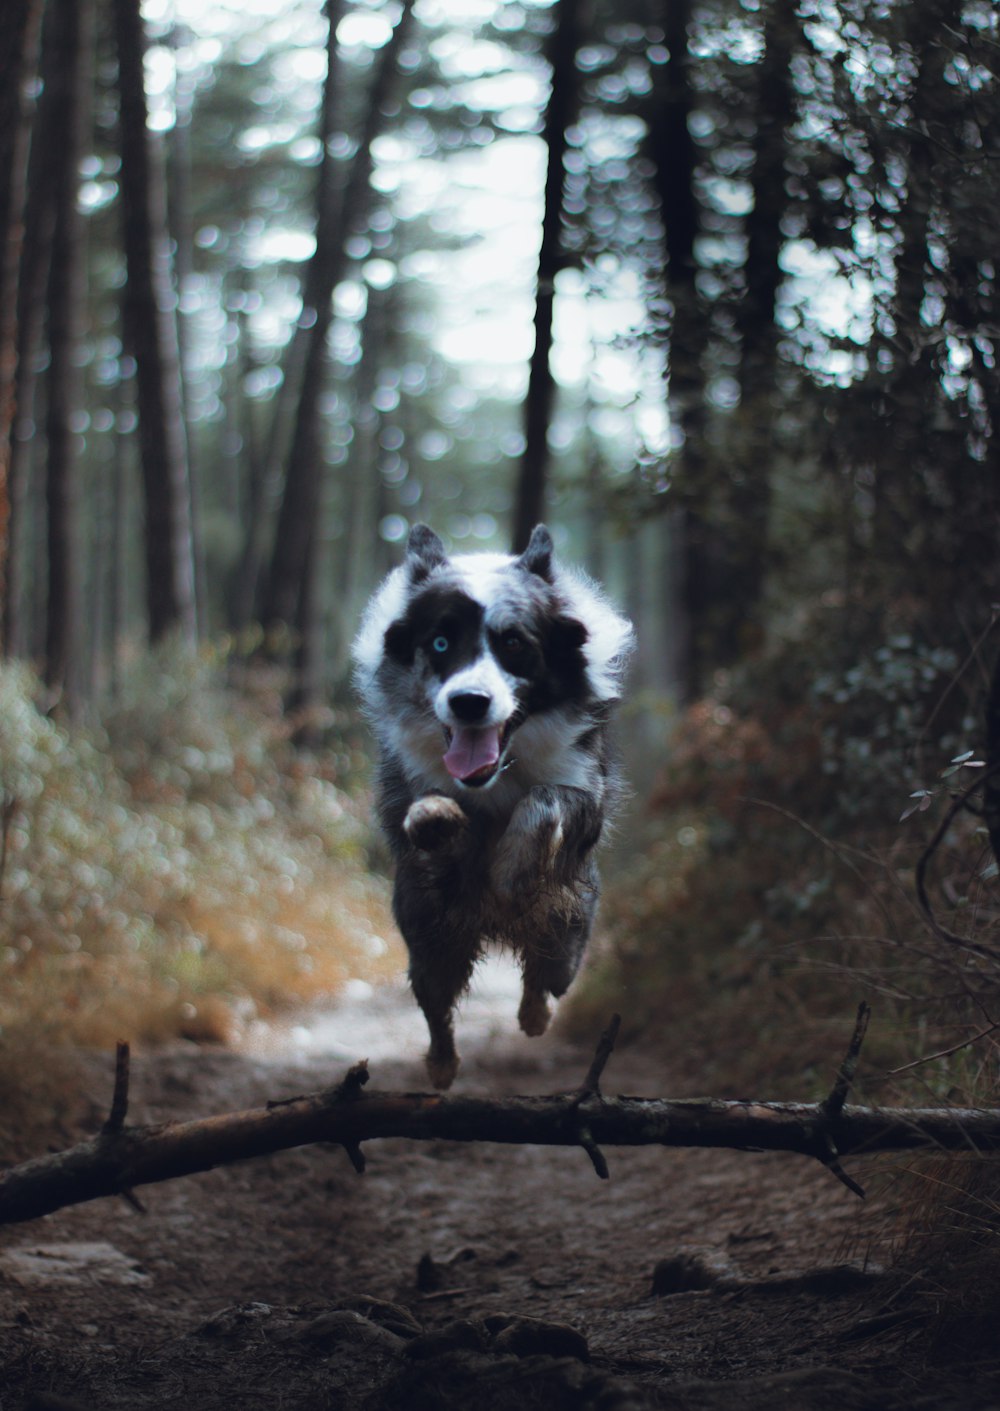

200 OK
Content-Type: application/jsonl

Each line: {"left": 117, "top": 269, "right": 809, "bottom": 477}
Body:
{"left": 353, "top": 524, "right": 633, "bottom": 1088}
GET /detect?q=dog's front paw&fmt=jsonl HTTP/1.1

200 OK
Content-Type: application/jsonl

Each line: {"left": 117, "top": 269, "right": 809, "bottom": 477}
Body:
{"left": 426, "top": 1047, "right": 460, "bottom": 1089}
{"left": 404, "top": 795, "right": 468, "bottom": 852}
{"left": 492, "top": 791, "right": 564, "bottom": 898}
{"left": 518, "top": 987, "right": 551, "bottom": 1037}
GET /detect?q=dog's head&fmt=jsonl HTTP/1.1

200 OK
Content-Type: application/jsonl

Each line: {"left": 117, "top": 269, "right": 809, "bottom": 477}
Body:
{"left": 354, "top": 524, "right": 633, "bottom": 792}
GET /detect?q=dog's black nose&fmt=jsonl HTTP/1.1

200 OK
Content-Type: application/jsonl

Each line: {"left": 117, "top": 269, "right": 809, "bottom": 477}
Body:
{"left": 449, "top": 691, "right": 491, "bottom": 724}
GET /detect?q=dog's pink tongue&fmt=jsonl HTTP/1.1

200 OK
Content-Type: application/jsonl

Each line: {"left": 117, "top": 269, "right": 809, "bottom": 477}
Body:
{"left": 444, "top": 725, "right": 500, "bottom": 782}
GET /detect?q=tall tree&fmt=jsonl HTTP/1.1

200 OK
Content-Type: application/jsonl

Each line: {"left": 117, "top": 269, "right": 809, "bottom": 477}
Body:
{"left": 710, "top": 0, "right": 797, "bottom": 665}
{"left": 43, "top": 0, "right": 95, "bottom": 712}
{"left": 0, "top": 0, "right": 44, "bottom": 643}
{"left": 513, "top": 0, "right": 584, "bottom": 553}
{"left": 645, "top": 0, "right": 711, "bottom": 697}
{"left": 3, "top": 49, "right": 56, "bottom": 662}
{"left": 167, "top": 20, "right": 207, "bottom": 639}
{"left": 233, "top": 0, "right": 347, "bottom": 637}
{"left": 806, "top": 0, "right": 999, "bottom": 630}
{"left": 259, "top": 0, "right": 416, "bottom": 638}
{"left": 112, "top": 0, "right": 196, "bottom": 645}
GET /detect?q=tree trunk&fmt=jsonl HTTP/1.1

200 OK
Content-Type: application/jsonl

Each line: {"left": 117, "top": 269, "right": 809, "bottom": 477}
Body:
{"left": 712, "top": 0, "right": 797, "bottom": 663}
{"left": 43, "top": 0, "right": 95, "bottom": 714}
{"left": 329, "top": 287, "right": 388, "bottom": 682}
{"left": 260, "top": 0, "right": 415, "bottom": 639}
{"left": 645, "top": 0, "right": 707, "bottom": 699}
{"left": 512, "top": 0, "right": 583, "bottom": 554}
{"left": 871, "top": 0, "right": 961, "bottom": 564}
{"left": 108, "top": 375, "right": 135, "bottom": 695}
{"left": 167, "top": 21, "right": 207, "bottom": 638}
{"left": 231, "top": 0, "right": 347, "bottom": 636}
{"left": 0, "top": 0, "right": 44, "bottom": 652}
{"left": 225, "top": 266, "right": 269, "bottom": 633}
{"left": 112, "top": 0, "right": 197, "bottom": 646}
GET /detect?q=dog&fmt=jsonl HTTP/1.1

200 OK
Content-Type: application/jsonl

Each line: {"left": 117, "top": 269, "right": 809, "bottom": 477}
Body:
{"left": 352, "top": 523, "right": 633, "bottom": 1088}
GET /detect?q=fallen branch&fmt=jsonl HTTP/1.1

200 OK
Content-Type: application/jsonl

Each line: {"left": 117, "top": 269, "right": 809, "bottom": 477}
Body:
{"left": 3, "top": 1013, "right": 1000, "bottom": 1226}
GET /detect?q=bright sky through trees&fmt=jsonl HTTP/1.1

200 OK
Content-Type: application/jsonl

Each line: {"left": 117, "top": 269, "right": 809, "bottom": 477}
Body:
{"left": 136, "top": 0, "right": 884, "bottom": 473}
{"left": 138, "top": 0, "right": 671, "bottom": 464}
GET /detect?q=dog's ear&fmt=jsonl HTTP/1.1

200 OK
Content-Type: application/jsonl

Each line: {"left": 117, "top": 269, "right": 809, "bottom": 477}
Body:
{"left": 552, "top": 615, "right": 589, "bottom": 659}
{"left": 405, "top": 524, "right": 447, "bottom": 583}
{"left": 517, "top": 524, "right": 554, "bottom": 583}
{"left": 383, "top": 619, "right": 414, "bottom": 666}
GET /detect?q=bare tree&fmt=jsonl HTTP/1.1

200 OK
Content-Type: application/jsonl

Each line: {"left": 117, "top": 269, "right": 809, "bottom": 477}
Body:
{"left": 645, "top": 0, "right": 710, "bottom": 699}
{"left": 0, "top": 0, "right": 44, "bottom": 645}
{"left": 112, "top": 0, "right": 197, "bottom": 645}
{"left": 259, "top": 0, "right": 416, "bottom": 644}
{"left": 230, "top": 0, "right": 346, "bottom": 637}
{"left": 43, "top": 0, "right": 95, "bottom": 712}
{"left": 719, "top": 0, "right": 797, "bottom": 661}
{"left": 167, "top": 20, "right": 208, "bottom": 639}
{"left": 513, "top": 0, "right": 583, "bottom": 553}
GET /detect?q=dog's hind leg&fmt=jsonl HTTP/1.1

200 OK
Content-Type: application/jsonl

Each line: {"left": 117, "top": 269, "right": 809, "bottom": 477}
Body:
{"left": 518, "top": 877, "right": 599, "bottom": 1038}
{"left": 409, "top": 944, "right": 477, "bottom": 1089}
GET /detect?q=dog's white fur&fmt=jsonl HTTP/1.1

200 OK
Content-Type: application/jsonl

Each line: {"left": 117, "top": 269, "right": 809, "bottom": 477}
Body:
{"left": 353, "top": 546, "right": 633, "bottom": 816}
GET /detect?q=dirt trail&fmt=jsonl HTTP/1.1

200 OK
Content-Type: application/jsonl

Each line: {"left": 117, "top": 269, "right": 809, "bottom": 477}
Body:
{"left": 0, "top": 962, "right": 993, "bottom": 1410}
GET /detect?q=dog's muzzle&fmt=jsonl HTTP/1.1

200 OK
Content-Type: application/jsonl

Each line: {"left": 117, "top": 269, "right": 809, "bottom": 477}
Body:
{"left": 442, "top": 692, "right": 516, "bottom": 788}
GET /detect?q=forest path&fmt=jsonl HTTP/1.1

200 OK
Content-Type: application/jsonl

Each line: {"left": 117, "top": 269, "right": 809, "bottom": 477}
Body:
{"left": 0, "top": 964, "right": 989, "bottom": 1410}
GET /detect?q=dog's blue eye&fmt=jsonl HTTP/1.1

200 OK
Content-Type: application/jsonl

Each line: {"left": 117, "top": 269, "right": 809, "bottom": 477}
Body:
{"left": 432, "top": 635, "right": 449, "bottom": 654}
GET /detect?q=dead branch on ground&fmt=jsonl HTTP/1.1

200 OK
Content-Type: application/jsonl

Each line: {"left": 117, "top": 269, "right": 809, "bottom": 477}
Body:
{"left": 4, "top": 1009, "right": 1000, "bottom": 1227}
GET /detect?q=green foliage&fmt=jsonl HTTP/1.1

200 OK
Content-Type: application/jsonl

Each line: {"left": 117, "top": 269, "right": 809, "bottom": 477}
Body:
{"left": 809, "top": 629, "right": 967, "bottom": 819}
{"left": 0, "top": 653, "right": 397, "bottom": 1064}
{"left": 570, "top": 612, "right": 999, "bottom": 1102}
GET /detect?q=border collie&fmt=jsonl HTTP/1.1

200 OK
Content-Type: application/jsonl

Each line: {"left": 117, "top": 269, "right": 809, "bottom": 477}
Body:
{"left": 353, "top": 524, "right": 633, "bottom": 1088}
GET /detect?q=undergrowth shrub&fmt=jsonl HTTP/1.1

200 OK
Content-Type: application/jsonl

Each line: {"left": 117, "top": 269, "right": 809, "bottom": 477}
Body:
{"left": 568, "top": 604, "right": 999, "bottom": 1104}
{"left": 0, "top": 650, "right": 399, "bottom": 1145}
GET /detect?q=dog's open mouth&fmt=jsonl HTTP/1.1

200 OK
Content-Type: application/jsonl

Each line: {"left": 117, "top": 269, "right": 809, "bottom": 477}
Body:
{"left": 442, "top": 720, "right": 515, "bottom": 787}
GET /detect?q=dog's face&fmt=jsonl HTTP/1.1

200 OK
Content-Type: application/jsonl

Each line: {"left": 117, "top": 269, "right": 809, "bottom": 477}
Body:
{"left": 378, "top": 526, "right": 589, "bottom": 790}
{"left": 353, "top": 523, "right": 634, "bottom": 803}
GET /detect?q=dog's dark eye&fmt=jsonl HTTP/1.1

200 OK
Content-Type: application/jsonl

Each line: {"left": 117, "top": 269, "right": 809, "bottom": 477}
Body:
{"left": 494, "top": 630, "right": 532, "bottom": 672}
{"left": 432, "top": 635, "right": 449, "bottom": 654}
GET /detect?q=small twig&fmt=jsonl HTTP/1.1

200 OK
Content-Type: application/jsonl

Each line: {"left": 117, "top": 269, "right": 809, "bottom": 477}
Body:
{"left": 744, "top": 798, "right": 900, "bottom": 939}
{"left": 578, "top": 1013, "right": 621, "bottom": 1099}
{"left": 822, "top": 1002, "right": 871, "bottom": 1122}
{"left": 577, "top": 1124, "right": 610, "bottom": 1180}
{"left": 341, "top": 1142, "right": 366, "bottom": 1174}
{"left": 915, "top": 766, "right": 1000, "bottom": 963}
{"left": 884, "top": 1019, "right": 1000, "bottom": 1078}
{"left": 334, "top": 1063, "right": 368, "bottom": 1174}
{"left": 103, "top": 1041, "right": 131, "bottom": 1135}
{"left": 915, "top": 609, "right": 998, "bottom": 768}
{"left": 333, "top": 1060, "right": 370, "bottom": 1101}
{"left": 820, "top": 1138, "right": 867, "bottom": 1200}
{"left": 817, "top": 1004, "right": 872, "bottom": 1200}
{"left": 418, "top": 1286, "right": 480, "bottom": 1302}
{"left": 567, "top": 1016, "right": 620, "bottom": 1181}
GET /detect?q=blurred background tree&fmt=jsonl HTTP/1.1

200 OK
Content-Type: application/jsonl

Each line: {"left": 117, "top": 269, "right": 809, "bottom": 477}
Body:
{"left": 0, "top": 0, "right": 995, "bottom": 752}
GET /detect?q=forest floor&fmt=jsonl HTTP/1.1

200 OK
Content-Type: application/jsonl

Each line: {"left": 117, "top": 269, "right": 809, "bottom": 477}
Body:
{"left": 0, "top": 959, "right": 997, "bottom": 1411}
